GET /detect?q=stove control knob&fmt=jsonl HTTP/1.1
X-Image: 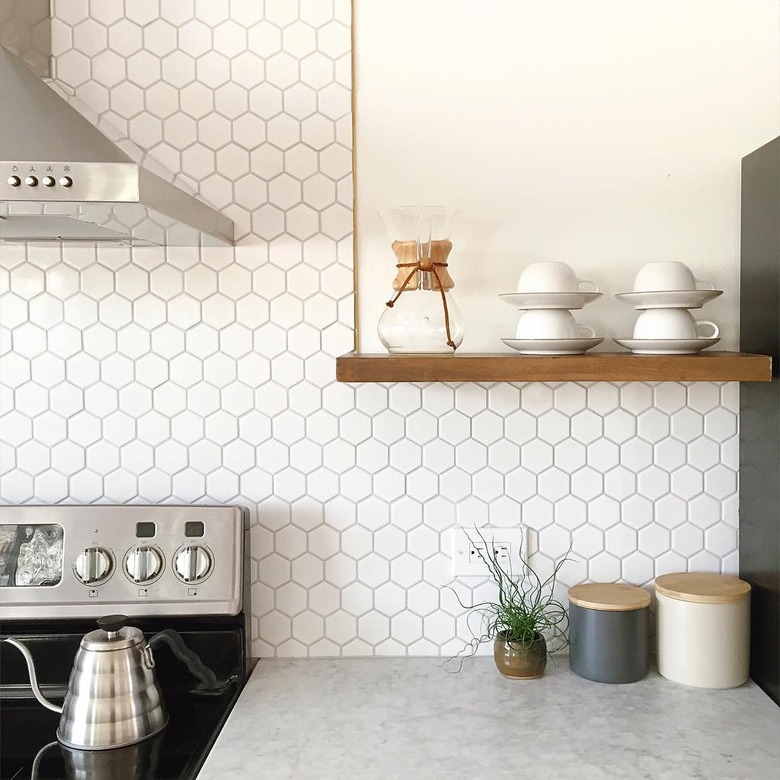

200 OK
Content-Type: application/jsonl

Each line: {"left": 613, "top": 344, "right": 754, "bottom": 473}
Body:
{"left": 124, "top": 545, "right": 164, "bottom": 584}
{"left": 173, "top": 545, "right": 212, "bottom": 584}
{"left": 74, "top": 547, "right": 113, "bottom": 585}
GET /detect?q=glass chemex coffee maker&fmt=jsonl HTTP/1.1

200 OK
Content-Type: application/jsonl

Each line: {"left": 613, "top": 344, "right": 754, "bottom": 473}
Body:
{"left": 377, "top": 206, "right": 464, "bottom": 353}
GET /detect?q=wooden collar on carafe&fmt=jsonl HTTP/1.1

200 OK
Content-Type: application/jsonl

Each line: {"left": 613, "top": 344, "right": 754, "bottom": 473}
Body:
{"left": 390, "top": 240, "right": 454, "bottom": 290}
{"left": 385, "top": 239, "right": 457, "bottom": 350}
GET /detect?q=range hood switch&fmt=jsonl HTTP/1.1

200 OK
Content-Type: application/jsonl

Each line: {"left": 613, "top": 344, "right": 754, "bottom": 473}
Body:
{"left": 24, "top": 175, "right": 38, "bottom": 187}
{"left": 7, "top": 175, "right": 21, "bottom": 187}
{"left": 42, "top": 175, "right": 55, "bottom": 187}
{"left": 59, "top": 176, "right": 73, "bottom": 188}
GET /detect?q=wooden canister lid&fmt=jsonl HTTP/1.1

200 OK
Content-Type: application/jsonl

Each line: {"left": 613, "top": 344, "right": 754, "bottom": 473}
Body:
{"left": 655, "top": 572, "right": 750, "bottom": 604}
{"left": 568, "top": 582, "right": 651, "bottom": 612}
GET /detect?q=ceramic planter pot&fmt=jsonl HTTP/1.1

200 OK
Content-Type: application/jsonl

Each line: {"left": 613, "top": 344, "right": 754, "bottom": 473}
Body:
{"left": 493, "top": 632, "right": 547, "bottom": 679}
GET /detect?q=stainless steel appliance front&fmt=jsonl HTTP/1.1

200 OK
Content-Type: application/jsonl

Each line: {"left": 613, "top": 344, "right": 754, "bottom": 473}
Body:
{"left": 0, "top": 505, "right": 244, "bottom": 619}
{"left": 0, "top": 46, "right": 233, "bottom": 246}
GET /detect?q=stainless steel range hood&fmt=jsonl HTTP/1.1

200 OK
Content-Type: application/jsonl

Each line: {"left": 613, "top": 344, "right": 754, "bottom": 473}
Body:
{"left": 0, "top": 46, "right": 234, "bottom": 246}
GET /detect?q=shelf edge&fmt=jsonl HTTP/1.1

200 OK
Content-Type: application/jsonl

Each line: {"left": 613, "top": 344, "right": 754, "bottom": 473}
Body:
{"left": 336, "top": 352, "right": 773, "bottom": 384}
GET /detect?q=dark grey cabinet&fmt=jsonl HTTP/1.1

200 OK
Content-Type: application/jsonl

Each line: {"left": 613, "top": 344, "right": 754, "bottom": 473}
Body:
{"left": 739, "top": 136, "right": 779, "bottom": 705}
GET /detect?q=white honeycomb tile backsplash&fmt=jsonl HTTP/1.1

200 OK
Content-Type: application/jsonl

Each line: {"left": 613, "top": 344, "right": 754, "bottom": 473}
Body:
{"left": 0, "top": 2, "right": 741, "bottom": 658}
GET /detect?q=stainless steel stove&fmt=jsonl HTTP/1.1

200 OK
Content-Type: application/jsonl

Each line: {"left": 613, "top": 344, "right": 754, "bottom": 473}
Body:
{"left": 0, "top": 504, "right": 250, "bottom": 780}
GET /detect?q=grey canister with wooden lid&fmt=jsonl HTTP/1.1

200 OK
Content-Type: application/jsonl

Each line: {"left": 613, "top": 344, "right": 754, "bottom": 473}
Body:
{"left": 568, "top": 583, "right": 651, "bottom": 684}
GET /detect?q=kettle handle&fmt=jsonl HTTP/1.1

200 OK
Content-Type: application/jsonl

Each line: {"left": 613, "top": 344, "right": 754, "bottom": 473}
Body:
{"left": 3, "top": 638, "right": 64, "bottom": 714}
{"left": 148, "top": 629, "right": 220, "bottom": 691}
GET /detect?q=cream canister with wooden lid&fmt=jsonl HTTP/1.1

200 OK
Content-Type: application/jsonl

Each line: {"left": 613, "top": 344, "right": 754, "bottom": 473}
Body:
{"left": 655, "top": 572, "right": 751, "bottom": 689}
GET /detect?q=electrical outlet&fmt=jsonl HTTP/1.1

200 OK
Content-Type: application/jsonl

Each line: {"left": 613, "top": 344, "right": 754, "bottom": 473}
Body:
{"left": 469, "top": 541, "right": 509, "bottom": 566}
{"left": 451, "top": 527, "right": 526, "bottom": 577}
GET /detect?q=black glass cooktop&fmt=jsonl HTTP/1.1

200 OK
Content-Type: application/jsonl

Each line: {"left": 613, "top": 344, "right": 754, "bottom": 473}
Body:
{"left": 0, "top": 622, "right": 245, "bottom": 780}
{"left": 0, "top": 691, "right": 239, "bottom": 780}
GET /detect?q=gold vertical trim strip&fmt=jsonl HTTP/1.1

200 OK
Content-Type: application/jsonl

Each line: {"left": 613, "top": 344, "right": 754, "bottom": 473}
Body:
{"left": 350, "top": 0, "right": 359, "bottom": 352}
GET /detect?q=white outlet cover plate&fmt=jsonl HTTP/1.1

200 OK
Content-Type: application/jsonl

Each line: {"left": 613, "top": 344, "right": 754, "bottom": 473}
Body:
{"left": 450, "top": 526, "right": 527, "bottom": 577}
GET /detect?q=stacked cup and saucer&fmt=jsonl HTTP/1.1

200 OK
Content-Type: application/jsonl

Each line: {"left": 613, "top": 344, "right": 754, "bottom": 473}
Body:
{"left": 499, "top": 262, "right": 604, "bottom": 355}
{"left": 614, "top": 261, "right": 723, "bottom": 355}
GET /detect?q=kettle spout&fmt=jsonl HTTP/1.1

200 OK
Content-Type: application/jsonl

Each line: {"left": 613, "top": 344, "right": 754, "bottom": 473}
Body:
{"left": 3, "top": 637, "right": 64, "bottom": 714}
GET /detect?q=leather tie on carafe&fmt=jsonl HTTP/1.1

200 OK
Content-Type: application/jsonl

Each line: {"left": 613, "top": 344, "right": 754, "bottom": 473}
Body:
{"left": 385, "top": 239, "right": 457, "bottom": 350}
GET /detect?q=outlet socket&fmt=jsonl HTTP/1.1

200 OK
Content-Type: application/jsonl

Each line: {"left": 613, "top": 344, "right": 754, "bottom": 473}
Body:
{"left": 450, "top": 526, "right": 527, "bottom": 577}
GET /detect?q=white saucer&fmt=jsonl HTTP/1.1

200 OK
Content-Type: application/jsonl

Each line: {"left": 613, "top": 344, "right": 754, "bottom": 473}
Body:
{"left": 499, "top": 291, "right": 602, "bottom": 310}
{"left": 502, "top": 337, "right": 604, "bottom": 355}
{"left": 614, "top": 337, "right": 720, "bottom": 355}
{"left": 615, "top": 290, "right": 723, "bottom": 310}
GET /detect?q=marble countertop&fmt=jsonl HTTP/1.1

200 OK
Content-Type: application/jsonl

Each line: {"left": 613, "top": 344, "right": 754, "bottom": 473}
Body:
{"left": 197, "top": 657, "right": 780, "bottom": 780}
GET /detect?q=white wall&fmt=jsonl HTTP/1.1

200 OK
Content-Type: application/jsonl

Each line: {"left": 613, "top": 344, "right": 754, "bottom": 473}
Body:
{"left": 355, "top": 0, "right": 780, "bottom": 352}
{"left": 0, "top": 1, "right": 769, "bottom": 658}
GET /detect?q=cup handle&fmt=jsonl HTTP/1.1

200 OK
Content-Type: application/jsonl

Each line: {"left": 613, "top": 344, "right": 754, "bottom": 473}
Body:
{"left": 695, "top": 320, "right": 719, "bottom": 339}
{"left": 578, "top": 279, "right": 599, "bottom": 293}
{"left": 694, "top": 279, "right": 715, "bottom": 290}
{"left": 576, "top": 324, "right": 596, "bottom": 338}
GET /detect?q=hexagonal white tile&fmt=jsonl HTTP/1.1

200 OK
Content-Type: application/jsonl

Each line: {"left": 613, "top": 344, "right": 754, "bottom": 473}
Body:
{"left": 0, "top": 6, "right": 744, "bottom": 659}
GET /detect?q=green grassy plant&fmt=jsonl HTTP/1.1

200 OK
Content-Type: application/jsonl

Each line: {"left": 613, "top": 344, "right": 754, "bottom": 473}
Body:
{"left": 448, "top": 527, "right": 570, "bottom": 664}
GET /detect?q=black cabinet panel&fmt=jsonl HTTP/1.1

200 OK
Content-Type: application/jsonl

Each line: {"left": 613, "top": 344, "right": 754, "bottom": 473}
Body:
{"left": 740, "top": 136, "right": 780, "bottom": 706}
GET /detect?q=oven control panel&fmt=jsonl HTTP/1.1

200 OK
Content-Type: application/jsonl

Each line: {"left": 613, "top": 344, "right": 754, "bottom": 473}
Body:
{"left": 0, "top": 505, "right": 245, "bottom": 619}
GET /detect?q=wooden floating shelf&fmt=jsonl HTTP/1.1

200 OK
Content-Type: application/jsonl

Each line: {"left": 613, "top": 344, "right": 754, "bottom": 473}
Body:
{"left": 336, "top": 351, "right": 773, "bottom": 384}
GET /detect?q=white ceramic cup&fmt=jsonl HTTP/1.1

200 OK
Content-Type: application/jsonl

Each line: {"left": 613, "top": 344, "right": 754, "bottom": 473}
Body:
{"left": 515, "top": 309, "right": 597, "bottom": 339}
{"left": 633, "top": 308, "right": 719, "bottom": 340}
{"left": 633, "top": 261, "right": 715, "bottom": 293}
{"left": 517, "top": 262, "right": 599, "bottom": 293}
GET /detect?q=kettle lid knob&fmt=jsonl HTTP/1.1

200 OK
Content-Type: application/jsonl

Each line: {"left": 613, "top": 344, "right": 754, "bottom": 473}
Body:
{"left": 82, "top": 615, "right": 143, "bottom": 650}
{"left": 96, "top": 614, "right": 127, "bottom": 636}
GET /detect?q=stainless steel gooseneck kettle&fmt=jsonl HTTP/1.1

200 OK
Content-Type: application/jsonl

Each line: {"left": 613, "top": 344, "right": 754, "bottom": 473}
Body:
{"left": 5, "top": 615, "right": 168, "bottom": 750}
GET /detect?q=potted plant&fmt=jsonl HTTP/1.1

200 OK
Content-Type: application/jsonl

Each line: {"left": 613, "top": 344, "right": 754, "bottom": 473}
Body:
{"left": 450, "top": 528, "right": 570, "bottom": 679}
